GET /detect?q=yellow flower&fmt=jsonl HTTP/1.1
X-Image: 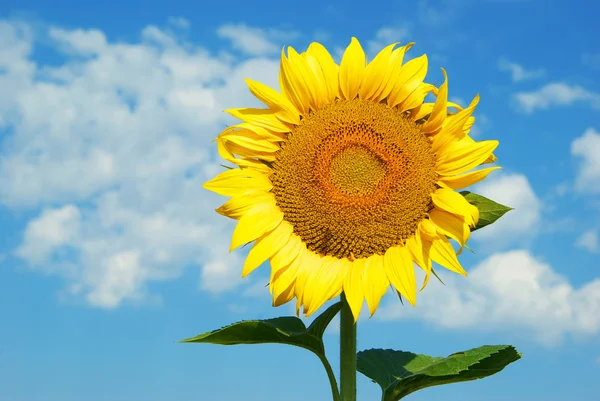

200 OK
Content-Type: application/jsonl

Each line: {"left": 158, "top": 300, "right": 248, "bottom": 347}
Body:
{"left": 204, "top": 38, "right": 500, "bottom": 321}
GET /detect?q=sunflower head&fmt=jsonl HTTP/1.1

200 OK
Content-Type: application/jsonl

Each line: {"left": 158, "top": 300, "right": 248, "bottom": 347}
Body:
{"left": 204, "top": 37, "right": 500, "bottom": 321}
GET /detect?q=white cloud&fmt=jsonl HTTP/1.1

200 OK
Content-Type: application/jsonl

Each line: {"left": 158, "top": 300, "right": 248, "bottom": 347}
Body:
{"left": 0, "top": 19, "right": 282, "bottom": 307}
{"left": 367, "top": 25, "right": 412, "bottom": 56}
{"left": 497, "top": 58, "right": 545, "bottom": 82}
{"left": 472, "top": 173, "right": 541, "bottom": 247}
{"left": 16, "top": 205, "right": 81, "bottom": 265}
{"left": 576, "top": 230, "right": 598, "bottom": 253}
{"left": 0, "top": 20, "right": 34, "bottom": 77}
{"left": 514, "top": 83, "right": 600, "bottom": 113}
{"left": 571, "top": 128, "right": 600, "bottom": 193}
{"left": 377, "top": 250, "right": 600, "bottom": 345}
{"left": 49, "top": 27, "right": 108, "bottom": 56}
{"left": 216, "top": 23, "right": 299, "bottom": 56}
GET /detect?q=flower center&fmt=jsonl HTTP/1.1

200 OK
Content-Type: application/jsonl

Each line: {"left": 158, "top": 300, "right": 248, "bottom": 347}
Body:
{"left": 329, "top": 145, "right": 387, "bottom": 196}
{"left": 271, "top": 99, "right": 437, "bottom": 260}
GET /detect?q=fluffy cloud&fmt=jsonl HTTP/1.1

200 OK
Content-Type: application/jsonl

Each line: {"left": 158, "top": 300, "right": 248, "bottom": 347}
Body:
{"left": 497, "top": 58, "right": 545, "bottom": 82}
{"left": 472, "top": 173, "right": 541, "bottom": 247}
{"left": 367, "top": 25, "right": 412, "bottom": 56}
{"left": 571, "top": 128, "right": 600, "bottom": 193}
{"left": 216, "top": 23, "right": 299, "bottom": 56}
{"left": 576, "top": 230, "right": 599, "bottom": 253}
{"left": 16, "top": 205, "right": 81, "bottom": 266}
{"left": 514, "top": 82, "right": 600, "bottom": 113}
{"left": 377, "top": 250, "right": 600, "bottom": 345}
{"left": 1, "top": 19, "right": 283, "bottom": 307}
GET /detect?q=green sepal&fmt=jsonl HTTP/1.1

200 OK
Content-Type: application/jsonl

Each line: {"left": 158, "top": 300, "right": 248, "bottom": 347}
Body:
{"left": 357, "top": 345, "right": 521, "bottom": 401}
{"left": 461, "top": 191, "right": 513, "bottom": 231}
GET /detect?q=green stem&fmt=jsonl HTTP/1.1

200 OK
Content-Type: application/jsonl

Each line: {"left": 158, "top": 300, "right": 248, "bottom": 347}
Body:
{"left": 318, "top": 354, "right": 341, "bottom": 401}
{"left": 340, "top": 293, "right": 357, "bottom": 401}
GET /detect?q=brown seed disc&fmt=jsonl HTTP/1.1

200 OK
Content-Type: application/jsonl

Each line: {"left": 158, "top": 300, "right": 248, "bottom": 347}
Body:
{"left": 270, "top": 99, "right": 437, "bottom": 259}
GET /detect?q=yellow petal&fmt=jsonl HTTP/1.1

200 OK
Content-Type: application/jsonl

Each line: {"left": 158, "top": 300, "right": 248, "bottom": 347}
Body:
{"left": 430, "top": 236, "right": 467, "bottom": 276}
{"left": 343, "top": 258, "right": 365, "bottom": 322}
{"left": 236, "top": 122, "right": 286, "bottom": 142}
{"left": 270, "top": 234, "right": 302, "bottom": 285}
{"left": 303, "top": 51, "right": 331, "bottom": 109}
{"left": 304, "top": 257, "right": 346, "bottom": 317}
{"left": 216, "top": 190, "right": 275, "bottom": 220}
{"left": 428, "top": 209, "right": 469, "bottom": 247}
{"left": 359, "top": 42, "right": 397, "bottom": 100}
{"left": 387, "top": 54, "right": 428, "bottom": 107}
{"left": 398, "top": 83, "right": 435, "bottom": 113}
{"left": 306, "top": 42, "right": 339, "bottom": 103}
{"left": 271, "top": 243, "right": 305, "bottom": 303}
{"left": 301, "top": 256, "right": 331, "bottom": 316}
{"left": 421, "top": 69, "right": 448, "bottom": 134}
{"left": 221, "top": 124, "right": 283, "bottom": 144}
{"left": 279, "top": 48, "right": 308, "bottom": 116}
{"left": 410, "top": 102, "right": 435, "bottom": 121}
{"left": 226, "top": 108, "right": 293, "bottom": 133}
{"left": 216, "top": 135, "right": 237, "bottom": 163}
{"left": 219, "top": 139, "right": 277, "bottom": 162}
{"left": 203, "top": 168, "right": 272, "bottom": 197}
{"left": 436, "top": 140, "right": 499, "bottom": 176}
{"left": 463, "top": 115, "right": 475, "bottom": 135}
{"left": 220, "top": 127, "right": 281, "bottom": 153}
{"left": 447, "top": 101, "right": 464, "bottom": 111}
{"left": 419, "top": 218, "right": 438, "bottom": 240}
{"left": 376, "top": 42, "right": 414, "bottom": 101}
{"left": 272, "top": 278, "right": 296, "bottom": 307}
{"left": 243, "top": 220, "right": 294, "bottom": 277}
{"left": 230, "top": 202, "right": 283, "bottom": 251}
{"left": 339, "top": 37, "right": 366, "bottom": 100}
{"left": 384, "top": 246, "right": 417, "bottom": 306}
{"left": 286, "top": 47, "right": 322, "bottom": 112}
{"left": 438, "top": 166, "right": 501, "bottom": 190}
{"left": 406, "top": 234, "right": 426, "bottom": 271}
{"left": 432, "top": 95, "right": 479, "bottom": 152}
{"left": 408, "top": 230, "right": 434, "bottom": 291}
{"left": 460, "top": 134, "right": 497, "bottom": 164}
{"left": 294, "top": 250, "right": 322, "bottom": 313}
{"left": 431, "top": 188, "right": 479, "bottom": 227}
{"left": 417, "top": 233, "right": 434, "bottom": 291}
{"left": 218, "top": 128, "right": 277, "bottom": 163}
{"left": 244, "top": 79, "right": 300, "bottom": 125}
{"left": 363, "top": 254, "right": 389, "bottom": 316}
{"left": 228, "top": 158, "right": 273, "bottom": 175}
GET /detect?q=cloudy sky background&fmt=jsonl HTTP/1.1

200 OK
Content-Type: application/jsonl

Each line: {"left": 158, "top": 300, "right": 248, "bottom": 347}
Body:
{"left": 1, "top": 0, "right": 599, "bottom": 400}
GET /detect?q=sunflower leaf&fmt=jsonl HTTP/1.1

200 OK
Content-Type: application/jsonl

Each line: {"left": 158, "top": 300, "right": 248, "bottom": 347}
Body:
{"left": 357, "top": 345, "right": 521, "bottom": 401}
{"left": 180, "top": 301, "right": 342, "bottom": 357}
{"left": 460, "top": 191, "right": 513, "bottom": 231}
{"left": 307, "top": 301, "right": 343, "bottom": 338}
{"left": 180, "top": 302, "right": 343, "bottom": 401}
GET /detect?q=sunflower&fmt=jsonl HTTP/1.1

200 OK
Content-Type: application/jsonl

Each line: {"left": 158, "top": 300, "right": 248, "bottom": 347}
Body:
{"left": 204, "top": 37, "right": 499, "bottom": 321}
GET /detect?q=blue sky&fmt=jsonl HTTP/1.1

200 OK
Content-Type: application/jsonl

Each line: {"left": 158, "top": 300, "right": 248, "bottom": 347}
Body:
{"left": 0, "top": 0, "right": 599, "bottom": 400}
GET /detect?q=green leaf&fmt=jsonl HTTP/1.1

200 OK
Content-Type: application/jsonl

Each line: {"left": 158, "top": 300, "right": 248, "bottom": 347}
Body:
{"left": 461, "top": 191, "right": 513, "bottom": 231}
{"left": 180, "top": 301, "right": 342, "bottom": 355}
{"left": 180, "top": 301, "right": 343, "bottom": 401}
{"left": 357, "top": 345, "right": 521, "bottom": 401}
